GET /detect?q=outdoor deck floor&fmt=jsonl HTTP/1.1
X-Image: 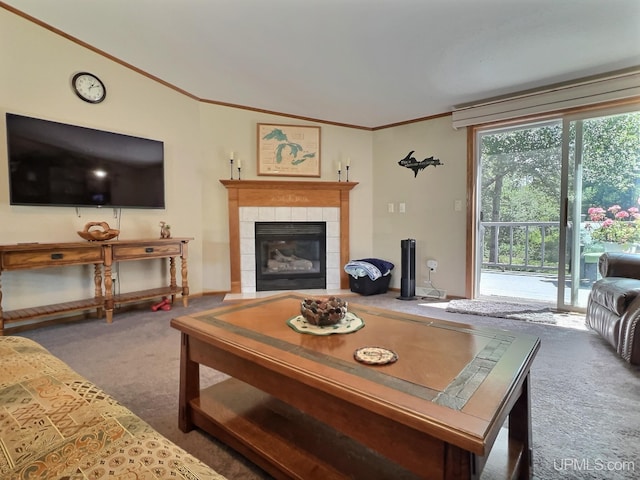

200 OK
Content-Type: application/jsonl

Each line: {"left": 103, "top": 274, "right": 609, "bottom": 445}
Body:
{"left": 479, "top": 270, "right": 592, "bottom": 308}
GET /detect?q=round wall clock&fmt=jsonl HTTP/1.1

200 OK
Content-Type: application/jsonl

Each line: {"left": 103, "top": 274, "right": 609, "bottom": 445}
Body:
{"left": 72, "top": 72, "right": 106, "bottom": 104}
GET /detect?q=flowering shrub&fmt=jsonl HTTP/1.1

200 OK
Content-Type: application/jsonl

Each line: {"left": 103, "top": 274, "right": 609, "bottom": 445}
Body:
{"left": 587, "top": 204, "right": 640, "bottom": 244}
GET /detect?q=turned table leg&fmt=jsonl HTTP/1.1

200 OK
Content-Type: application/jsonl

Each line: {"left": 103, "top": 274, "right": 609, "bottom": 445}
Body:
{"left": 103, "top": 245, "right": 114, "bottom": 323}
{"left": 169, "top": 257, "right": 177, "bottom": 304}
{"left": 94, "top": 263, "right": 103, "bottom": 318}
{"left": 181, "top": 256, "right": 189, "bottom": 307}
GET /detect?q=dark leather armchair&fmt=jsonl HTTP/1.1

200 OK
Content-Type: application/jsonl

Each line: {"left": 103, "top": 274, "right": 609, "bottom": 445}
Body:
{"left": 586, "top": 252, "right": 640, "bottom": 365}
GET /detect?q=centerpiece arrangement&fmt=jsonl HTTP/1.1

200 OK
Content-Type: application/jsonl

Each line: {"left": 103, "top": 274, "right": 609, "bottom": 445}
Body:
{"left": 300, "top": 296, "right": 348, "bottom": 326}
{"left": 288, "top": 296, "right": 364, "bottom": 335}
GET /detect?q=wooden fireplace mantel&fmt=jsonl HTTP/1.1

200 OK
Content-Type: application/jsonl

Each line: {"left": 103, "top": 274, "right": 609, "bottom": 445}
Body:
{"left": 220, "top": 180, "right": 358, "bottom": 293}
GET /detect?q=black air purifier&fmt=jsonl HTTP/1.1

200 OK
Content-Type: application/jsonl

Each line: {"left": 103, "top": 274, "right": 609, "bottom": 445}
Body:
{"left": 398, "top": 238, "right": 416, "bottom": 300}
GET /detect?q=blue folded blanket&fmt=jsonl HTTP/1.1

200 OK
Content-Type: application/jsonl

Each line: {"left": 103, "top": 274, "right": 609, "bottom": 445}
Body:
{"left": 356, "top": 258, "right": 394, "bottom": 275}
{"left": 344, "top": 258, "right": 394, "bottom": 280}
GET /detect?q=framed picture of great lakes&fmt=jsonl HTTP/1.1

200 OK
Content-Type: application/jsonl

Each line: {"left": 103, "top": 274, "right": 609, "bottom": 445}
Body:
{"left": 257, "top": 124, "right": 321, "bottom": 177}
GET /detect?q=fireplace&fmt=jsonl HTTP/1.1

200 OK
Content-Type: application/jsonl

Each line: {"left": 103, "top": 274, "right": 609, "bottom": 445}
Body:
{"left": 220, "top": 180, "right": 358, "bottom": 293}
{"left": 255, "top": 222, "right": 326, "bottom": 291}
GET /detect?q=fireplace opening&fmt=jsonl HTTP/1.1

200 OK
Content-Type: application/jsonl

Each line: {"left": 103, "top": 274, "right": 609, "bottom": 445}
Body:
{"left": 255, "top": 221, "right": 326, "bottom": 291}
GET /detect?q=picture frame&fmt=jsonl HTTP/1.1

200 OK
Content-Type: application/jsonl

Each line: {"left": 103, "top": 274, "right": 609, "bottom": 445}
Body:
{"left": 257, "top": 123, "right": 321, "bottom": 177}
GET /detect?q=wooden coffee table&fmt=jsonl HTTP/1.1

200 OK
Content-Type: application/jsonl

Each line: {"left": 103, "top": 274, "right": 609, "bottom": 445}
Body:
{"left": 171, "top": 293, "right": 540, "bottom": 479}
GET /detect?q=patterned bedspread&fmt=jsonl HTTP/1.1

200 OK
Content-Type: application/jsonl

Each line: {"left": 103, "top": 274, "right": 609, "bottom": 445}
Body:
{"left": 0, "top": 336, "right": 227, "bottom": 480}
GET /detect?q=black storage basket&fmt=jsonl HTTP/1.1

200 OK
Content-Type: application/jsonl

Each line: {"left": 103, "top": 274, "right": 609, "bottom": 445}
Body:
{"left": 349, "top": 274, "right": 392, "bottom": 296}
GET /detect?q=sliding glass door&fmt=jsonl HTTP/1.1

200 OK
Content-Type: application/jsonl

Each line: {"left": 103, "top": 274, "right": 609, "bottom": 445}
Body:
{"left": 559, "top": 107, "right": 640, "bottom": 309}
{"left": 476, "top": 121, "right": 563, "bottom": 303}
{"left": 476, "top": 105, "right": 640, "bottom": 310}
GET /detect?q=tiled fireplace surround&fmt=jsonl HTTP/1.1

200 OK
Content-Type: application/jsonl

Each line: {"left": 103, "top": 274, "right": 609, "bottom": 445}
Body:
{"left": 220, "top": 180, "right": 358, "bottom": 294}
{"left": 242, "top": 208, "right": 336, "bottom": 293}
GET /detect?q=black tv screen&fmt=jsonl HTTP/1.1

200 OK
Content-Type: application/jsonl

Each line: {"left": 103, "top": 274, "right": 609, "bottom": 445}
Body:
{"left": 5, "top": 113, "right": 165, "bottom": 208}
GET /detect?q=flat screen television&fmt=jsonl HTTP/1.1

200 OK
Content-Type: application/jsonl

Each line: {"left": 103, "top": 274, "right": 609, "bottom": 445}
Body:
{"left": 5, "top": 113, "right": 165, "bottom": 209}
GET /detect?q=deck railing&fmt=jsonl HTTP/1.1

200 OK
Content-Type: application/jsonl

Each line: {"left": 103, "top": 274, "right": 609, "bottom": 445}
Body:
{"left": 481, "top": 221, "right": 560, "bottom": 272}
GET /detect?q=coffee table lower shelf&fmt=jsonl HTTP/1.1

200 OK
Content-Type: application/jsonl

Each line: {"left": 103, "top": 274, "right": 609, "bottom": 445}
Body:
{"left": 189, "top": 378, "right": 418, "bottom": 480}
{"left": 186, "top": 378, "right": 526, "bottom": 480}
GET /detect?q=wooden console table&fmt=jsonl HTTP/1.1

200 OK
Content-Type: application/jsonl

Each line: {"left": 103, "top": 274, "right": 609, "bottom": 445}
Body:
{"left": 102, "top": 238, "right": 192, "bottom": 323}
{"left": 0, "top": 238, "right": 192, "bottom": 334}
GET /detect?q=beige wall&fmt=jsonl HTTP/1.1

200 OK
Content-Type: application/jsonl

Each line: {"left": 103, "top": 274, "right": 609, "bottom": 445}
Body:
{"left": 1, "top": 10, "right": 205, "bottom": 308}
{"left": 0, "top": 8, "right": 469, "bottom": 310}
{"left": 372, "top": 118, "right": 468, "bottom": 296}
{"left": 197, "top": 104, "right": 374, "bottom": 292}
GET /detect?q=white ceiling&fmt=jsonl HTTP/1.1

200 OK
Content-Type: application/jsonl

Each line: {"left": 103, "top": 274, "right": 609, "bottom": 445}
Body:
{"left": 5, "top": 0, "right": 640, "bottom": 128}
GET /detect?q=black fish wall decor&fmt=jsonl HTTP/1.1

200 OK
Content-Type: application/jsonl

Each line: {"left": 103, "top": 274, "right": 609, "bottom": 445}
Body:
{"left": 398, "top": 150, "right": 443, "bottom": 177}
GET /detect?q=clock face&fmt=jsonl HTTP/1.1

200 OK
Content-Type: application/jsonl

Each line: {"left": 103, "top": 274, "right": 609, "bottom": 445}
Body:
{"left": 72, "top": 72, "right": 106, "bottom": 103}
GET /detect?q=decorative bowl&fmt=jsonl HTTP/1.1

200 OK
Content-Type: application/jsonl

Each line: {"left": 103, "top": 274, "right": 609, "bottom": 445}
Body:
{"left": 77, "top": 221, "right": 120, "bottom": 241}
{"left": 300, "top": 296, "right": 348, "bottom": 326}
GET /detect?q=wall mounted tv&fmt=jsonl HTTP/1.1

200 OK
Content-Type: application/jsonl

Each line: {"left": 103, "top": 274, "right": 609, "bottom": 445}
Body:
{"left": 5, "top": 113, "right": 165, "bottom": 209}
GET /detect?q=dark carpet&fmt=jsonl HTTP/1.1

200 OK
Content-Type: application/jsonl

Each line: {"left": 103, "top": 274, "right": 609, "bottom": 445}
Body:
{"left": 19, "top": 292, "right": 640, "bottom": 479}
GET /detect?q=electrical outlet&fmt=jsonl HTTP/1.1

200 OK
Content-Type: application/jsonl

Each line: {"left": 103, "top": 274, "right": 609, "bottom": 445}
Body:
{"left": 427, "top": 259, "right": 438, "bottom": 271}
{"left": 112, "top": 272, "right": 118, "bottom": 281}
{"left": 399, "top": 202, "right": 406, "bottom": 213}
{"left": 388, "top": 203, "right": 395, "bottom": 213}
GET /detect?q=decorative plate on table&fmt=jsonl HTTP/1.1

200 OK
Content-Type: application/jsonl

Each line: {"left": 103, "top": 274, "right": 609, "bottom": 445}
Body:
{"left": 287, "top": 311, "right": 364, "bottom": 335}
{"left": 354, "top": 346, "right": 398, "bottom": 365}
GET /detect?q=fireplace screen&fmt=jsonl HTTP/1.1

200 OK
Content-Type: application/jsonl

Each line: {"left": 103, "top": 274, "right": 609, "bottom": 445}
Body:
{"left": 255, "top": 221, "right": 326, "bottom": 291}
